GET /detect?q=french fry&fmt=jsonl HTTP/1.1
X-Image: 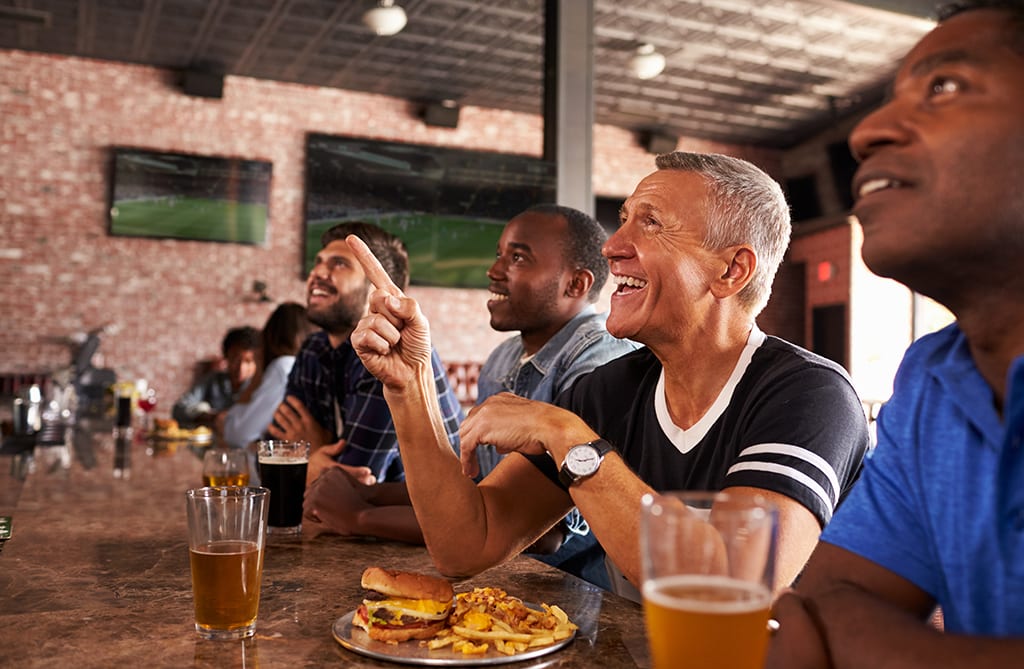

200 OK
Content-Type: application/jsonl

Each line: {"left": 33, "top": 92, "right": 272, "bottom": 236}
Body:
{"left": 451, "top": 626, "right": 534, "bottom": 643}
{"left": 425, "top": 636, "right": 456, "bottom": 650}
{"left": 418, "top": 586, "right": 579, "bottom": 657}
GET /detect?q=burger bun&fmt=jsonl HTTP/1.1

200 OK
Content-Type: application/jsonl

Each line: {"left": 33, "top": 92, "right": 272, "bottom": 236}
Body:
{"left": 361, "top": 567, "right": 454, "bottom": 602}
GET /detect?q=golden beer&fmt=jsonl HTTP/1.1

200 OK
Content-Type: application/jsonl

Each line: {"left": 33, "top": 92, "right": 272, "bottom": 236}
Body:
{"left": 202, "top": 473, "right": 251, "bottom": 487}
{"left": 189, "top": 540, "right": 263, "bottom": 635}
{"left": 643, "top": 574, "right": 771, "bottom": 669}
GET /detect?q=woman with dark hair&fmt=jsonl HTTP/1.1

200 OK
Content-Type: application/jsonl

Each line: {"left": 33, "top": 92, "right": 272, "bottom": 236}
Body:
{"left": 222, "top": 302, "right": 318, "bottom": 448}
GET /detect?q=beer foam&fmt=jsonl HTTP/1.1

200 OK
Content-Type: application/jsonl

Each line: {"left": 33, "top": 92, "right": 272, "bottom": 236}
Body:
{"left": 257, "top": 455, "right": 308, "bottom": 465}
{"left": 643, "top": 575, "right": 770, "bottom": 614}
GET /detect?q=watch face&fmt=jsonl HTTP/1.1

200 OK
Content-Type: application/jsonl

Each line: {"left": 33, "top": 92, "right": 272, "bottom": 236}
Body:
{"left": 566, "top": 445, "right": 602, "bottom": 477}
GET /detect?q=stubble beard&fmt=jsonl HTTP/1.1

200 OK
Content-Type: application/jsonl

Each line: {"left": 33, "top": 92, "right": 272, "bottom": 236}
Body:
{"left": 307, "top": 283, "right": 369, "bottom": 337}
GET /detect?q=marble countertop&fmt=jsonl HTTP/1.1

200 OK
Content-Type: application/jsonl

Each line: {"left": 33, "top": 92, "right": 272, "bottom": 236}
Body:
{"left": 0, "top": 429, "right": 649, "bottom": 668}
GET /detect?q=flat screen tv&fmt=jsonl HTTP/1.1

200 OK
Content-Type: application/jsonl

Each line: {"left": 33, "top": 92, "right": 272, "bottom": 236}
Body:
{"left": 108, "top": 147, "right": 272, "bottom": 244}
{"left": 304, "top": 134, "right": 557, "bottom": 288}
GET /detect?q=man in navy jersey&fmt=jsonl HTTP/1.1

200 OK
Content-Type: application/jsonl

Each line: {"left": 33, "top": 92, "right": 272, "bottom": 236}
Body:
{"left": 348, "top": 151, "right": 870, "bottom": 594}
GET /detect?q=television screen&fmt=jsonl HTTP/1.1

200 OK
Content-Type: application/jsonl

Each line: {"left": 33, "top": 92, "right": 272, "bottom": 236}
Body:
{"left": 108, "top": 148, "right": 272, "bottom": 244}
{"left": 304, "top": 134, "right": 557, "bottom": 288}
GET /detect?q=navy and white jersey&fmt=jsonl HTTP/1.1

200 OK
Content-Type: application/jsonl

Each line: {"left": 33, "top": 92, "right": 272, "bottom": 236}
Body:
{"left": 531, "top": 327, "right": 870, "bottom": 527}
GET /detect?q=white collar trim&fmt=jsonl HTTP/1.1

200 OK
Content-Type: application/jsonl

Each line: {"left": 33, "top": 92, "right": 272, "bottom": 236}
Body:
{"left": 655, "top": 325, "right": 766, "bottom": 455}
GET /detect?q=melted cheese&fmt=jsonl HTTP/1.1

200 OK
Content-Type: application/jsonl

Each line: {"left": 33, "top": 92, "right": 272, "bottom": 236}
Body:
{"left": 364, "top": 597, "right": 451, "bottom": 621}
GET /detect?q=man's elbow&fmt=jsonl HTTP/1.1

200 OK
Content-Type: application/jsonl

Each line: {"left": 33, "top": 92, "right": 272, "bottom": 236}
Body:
{"left": 428, "top": 547, "right": 491, "bottom": 579}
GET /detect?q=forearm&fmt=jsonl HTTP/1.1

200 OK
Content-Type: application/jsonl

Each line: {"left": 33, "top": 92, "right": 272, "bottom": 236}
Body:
{"left": 385, "top": 367, "right": 493, "bottom": 574}
{"left": 364, "top": 481, "right": 412, "bottom": 506}
{"left": 806, "top": 585, "right": 1024, "bottom": 669}
{"left": 354, "top": 505, "right": 424, "bottom": 545}
{"left": 567, "top": 456, "right": 654, "bottom": 588}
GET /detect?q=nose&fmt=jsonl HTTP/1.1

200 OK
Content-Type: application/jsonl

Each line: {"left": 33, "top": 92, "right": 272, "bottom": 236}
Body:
{"left": 486, "top": 256, "right": 505, "bottom": 281}
{"left": 309, "top": 261, "right": 328, "bottom": 282}
{"left": 602, "top": 224, "right": 631, "bottom": 262}
{"left": 848, "top": 97, "right": 908, "bottom": 162}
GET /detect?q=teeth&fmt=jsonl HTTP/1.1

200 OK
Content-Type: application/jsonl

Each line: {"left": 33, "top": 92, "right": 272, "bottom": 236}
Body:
{"left": 859, "top": 178, "right": 901, "bottom": 198}
{"left": 489, "top": 292, "right": 507, "bottom": 301}
{"left": 311, "top": 288, "right": 330, "bottom": 297}
{"left": 612, "top": 275, "right": 648, "bottom": 289}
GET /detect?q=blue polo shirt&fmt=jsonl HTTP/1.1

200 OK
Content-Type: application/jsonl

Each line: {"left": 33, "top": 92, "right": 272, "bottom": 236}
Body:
{"left": 822, "top": 323, "right": 1024, "bottom": 635}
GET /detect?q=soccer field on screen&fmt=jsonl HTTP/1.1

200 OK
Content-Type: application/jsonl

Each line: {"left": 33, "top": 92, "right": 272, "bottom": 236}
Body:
{"left": 305, "top": 214, "right": 503, "bottom": 289}
{"left": 110, "top": 197, "right": 268, "bottom": 244}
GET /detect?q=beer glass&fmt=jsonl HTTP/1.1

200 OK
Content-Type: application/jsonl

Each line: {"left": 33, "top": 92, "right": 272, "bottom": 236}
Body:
{"left": 202, "top": 448, "right": 252, "bottom": 487}
{"left": 256, "top": 440, "right": 309, "bottom": 535}
{"left": 640, "top": 491, "right": 778, "bottom": 669}
{"left": 185, "top": 486, "right": 269, "bottom": 640}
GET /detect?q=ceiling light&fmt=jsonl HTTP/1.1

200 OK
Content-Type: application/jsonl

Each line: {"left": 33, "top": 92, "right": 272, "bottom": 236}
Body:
{"left": 631, "top": 44, "right": 666, "bottom": 80}
{"left": 363, "top": 0, "right": 407, "bottom": 36}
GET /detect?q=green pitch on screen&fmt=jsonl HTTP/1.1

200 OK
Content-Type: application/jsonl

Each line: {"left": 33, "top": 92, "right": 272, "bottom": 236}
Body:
{"left": 111, "top": 197, "right": 267, "bottom": 244}
{"left": 305, "top": 214, "right": 503, "bottom": 289}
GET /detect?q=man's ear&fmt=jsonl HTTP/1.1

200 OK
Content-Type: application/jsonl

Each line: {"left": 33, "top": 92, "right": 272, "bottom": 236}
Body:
{"left": 565, "top": 268, "right": 595, "bottom": 299}
{"left": 711, "top": 246, "right": 756, "bottom": 299}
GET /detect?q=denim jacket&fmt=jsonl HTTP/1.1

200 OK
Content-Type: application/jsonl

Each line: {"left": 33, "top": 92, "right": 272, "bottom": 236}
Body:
{"left": 476, "top": 306, "right": 638, "bottom": 474}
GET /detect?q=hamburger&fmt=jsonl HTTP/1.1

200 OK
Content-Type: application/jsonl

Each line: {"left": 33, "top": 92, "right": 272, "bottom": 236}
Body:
{"left": 353, "top": 567, "right": 454, "bottom": 642}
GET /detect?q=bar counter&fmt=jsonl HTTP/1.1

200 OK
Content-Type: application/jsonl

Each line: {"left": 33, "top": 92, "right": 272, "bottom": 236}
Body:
{"left": 0, "top": 428, "right": 649, "bottom": 668}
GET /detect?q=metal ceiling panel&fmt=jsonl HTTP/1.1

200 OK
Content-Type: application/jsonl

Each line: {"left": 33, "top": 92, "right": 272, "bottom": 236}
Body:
{"left": 0, "top": 0, "right": 936, "bottom": 147}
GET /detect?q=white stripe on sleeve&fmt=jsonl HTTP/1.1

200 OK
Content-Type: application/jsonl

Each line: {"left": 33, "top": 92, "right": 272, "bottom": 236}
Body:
{"left": 726, "top": 461, "right": 835, "bottom": 516}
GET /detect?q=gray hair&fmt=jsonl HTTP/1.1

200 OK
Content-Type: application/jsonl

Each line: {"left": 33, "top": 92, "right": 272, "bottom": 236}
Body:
{"left": 654, "top": 151, "right": 791, "bottom": 316}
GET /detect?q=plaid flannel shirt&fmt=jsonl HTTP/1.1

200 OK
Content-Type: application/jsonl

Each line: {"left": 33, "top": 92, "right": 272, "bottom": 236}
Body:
{"left": 284, "top": 332, "right": 463, "bottom": 482}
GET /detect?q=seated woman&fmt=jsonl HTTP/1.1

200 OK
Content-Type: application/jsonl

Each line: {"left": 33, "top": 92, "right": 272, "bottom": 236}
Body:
{"left": 221, "top": 302, "right": 317, "bottom": 448}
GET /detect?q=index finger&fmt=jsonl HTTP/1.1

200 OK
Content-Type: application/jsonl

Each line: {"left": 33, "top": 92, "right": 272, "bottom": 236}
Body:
{"left": 345, "top": 234, "right": 403, "bottom": 296}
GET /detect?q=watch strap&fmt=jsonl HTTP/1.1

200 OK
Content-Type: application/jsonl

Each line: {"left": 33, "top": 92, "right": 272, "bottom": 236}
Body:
{"left": 558, "top": 439, "right": 614, "bottom": 488}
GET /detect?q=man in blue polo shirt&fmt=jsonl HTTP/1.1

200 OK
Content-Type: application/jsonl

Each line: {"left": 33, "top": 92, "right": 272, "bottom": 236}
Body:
{"left": 768, "top": 3, "right": 1024, "bottom": 666}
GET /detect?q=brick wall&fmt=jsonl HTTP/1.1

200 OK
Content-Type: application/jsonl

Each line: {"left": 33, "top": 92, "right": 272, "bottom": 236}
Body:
{"left": 1, "top": 49, "right": 783, "bottom": 406}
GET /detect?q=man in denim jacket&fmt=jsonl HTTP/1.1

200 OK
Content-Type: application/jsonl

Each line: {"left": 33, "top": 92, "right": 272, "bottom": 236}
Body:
{"left": 475, "top": 205, "right": 638, "bottom": 584}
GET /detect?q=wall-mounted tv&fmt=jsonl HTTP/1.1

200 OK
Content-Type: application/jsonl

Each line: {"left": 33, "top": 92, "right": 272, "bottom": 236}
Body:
{"left": 304, "top": 134, "right": 557, "bottom": 288}
{"left": 108, "top": 147, "right": 272, "bottom": 245}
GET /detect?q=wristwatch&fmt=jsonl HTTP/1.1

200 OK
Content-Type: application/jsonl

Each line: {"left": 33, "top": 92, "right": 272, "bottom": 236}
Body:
{"left": 558, "top": 439, "right": 614, "bottom": 488}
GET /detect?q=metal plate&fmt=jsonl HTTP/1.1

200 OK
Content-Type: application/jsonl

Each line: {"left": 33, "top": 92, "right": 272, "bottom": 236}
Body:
{"left": 332, "top": 607, "right": 575, "bottom": 666}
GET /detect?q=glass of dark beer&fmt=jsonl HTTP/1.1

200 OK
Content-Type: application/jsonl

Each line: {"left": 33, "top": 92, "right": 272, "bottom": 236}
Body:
{"left": 256, "top": 440, "right": 309, "bottom": 535}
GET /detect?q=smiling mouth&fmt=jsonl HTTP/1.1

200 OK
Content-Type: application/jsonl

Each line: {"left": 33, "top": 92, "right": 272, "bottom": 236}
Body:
{"left": 488, "top": 292, "right": 508, "bottom": 302}
{"left": 611, "top": 274, "right": 648, "bottom": 294}
{"left": 309, "top": 286, "right": 335, "bottom": 301}
{"left": 857, "top": 178, "right": 907, "bottom": 199}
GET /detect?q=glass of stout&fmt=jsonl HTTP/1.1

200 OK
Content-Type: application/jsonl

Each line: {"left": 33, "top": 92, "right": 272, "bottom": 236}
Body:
{"left": 256, "top": 440, "right": 310, "bottom": 535}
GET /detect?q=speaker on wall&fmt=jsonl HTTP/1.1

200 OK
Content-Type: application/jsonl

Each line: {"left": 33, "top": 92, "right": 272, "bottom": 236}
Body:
{"left": 422, "top": 102, "right": 460, "bottom": 128}
{"left": 182, "top": 69, "right": 224, "bottom": 99}
{"left": 641, "top": 131, "right": 678, "bottom": 155}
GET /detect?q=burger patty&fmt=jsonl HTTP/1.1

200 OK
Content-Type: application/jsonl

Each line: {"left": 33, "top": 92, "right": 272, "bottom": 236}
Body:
{"left": 358, "top": 604, "right": 444, "bottom": 629}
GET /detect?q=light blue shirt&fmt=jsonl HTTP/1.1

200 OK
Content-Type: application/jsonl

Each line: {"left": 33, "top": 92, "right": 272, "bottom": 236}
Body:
{"left": 476, "top": 306, "right": 638, "bottom": 475}
{"left": 223, "top": 355, "right": 294, "bottom": 448}
{"left": 822, "top": 323, "right": 1024, "bottom": 635}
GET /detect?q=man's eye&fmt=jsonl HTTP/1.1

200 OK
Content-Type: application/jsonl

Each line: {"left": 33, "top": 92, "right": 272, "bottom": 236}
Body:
{"left": 929, "top": 76, "right": 961, "bottom": 98}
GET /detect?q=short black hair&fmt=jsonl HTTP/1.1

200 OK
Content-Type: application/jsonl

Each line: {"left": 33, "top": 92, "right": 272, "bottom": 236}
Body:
{"left": 221, "top": 326, "right": 259, "bottom": 357}
{"left": 320, "top": 221, "right": 410, "bottom": 290}
{"left": 524, "top": 204, "right": 609, "bottom": 302}
{"left": 938, "top": 1, "right": 1024, "bottom": 53}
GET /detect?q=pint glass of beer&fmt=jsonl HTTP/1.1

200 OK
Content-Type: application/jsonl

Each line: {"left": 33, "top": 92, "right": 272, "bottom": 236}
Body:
{"left": 185, "top": 486, "right": 269, "bottom": 640}
{"left": 202, "top": 447, "right": 252, "bottom": 487}
{"left": 256, "top": 440, "right": 309, "bottom": 534}
{"left": 640, "top": 491, "right": 778, "bottom": 669}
